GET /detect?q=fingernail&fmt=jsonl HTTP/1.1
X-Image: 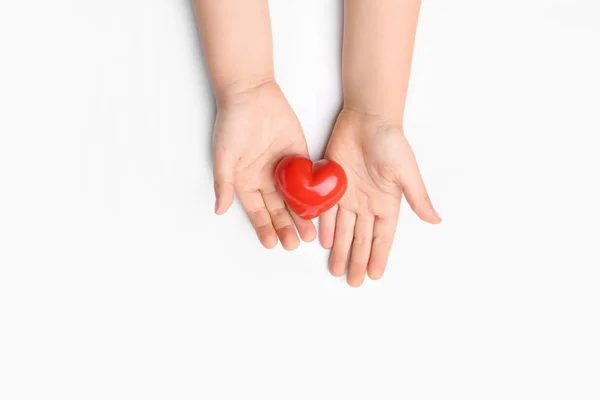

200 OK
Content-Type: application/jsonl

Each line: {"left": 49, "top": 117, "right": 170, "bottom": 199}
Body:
{"left": 433, "top": 209, "right": 442, "bottom": 221}
{"left": 214, "top": 197, "right": 219, "bottom": 214}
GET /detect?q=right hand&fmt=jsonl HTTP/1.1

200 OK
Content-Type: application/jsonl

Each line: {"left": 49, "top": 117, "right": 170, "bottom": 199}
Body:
{"left": 212, "top": 80, "right": 317, "bottom": 250}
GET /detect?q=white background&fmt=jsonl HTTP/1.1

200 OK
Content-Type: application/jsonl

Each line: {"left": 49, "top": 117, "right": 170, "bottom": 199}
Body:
{"left": 1, "top": 1, "right": 599, "bottom": 399}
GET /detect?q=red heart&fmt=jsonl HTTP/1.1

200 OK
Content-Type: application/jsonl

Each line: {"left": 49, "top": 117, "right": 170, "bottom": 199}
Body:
{"left": 274, "top": 155, "right": 348, "bottom": 220}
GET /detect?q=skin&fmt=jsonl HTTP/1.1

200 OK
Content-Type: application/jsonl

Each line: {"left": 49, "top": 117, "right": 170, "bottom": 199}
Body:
{"left": 194, "top": 0, "right": 440, "bottom": 285}
{"left": 318, "top": 0, "right": 441, "bottom": 286}
{"left": 193, "top": 0, "right": 317, "bottom": 250}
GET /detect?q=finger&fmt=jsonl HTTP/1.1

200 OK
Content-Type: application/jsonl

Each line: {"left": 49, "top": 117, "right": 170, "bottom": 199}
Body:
{"left": 397, "top": 153, "right": 441, "bottom": 224}
{"left": 329, "top": 208, "right": 356, "bottom": 277}
{"left": 261, "top": 188, "right": 300, "bottom": 251}
{"left": 213, "top": 150, "right": 236, "bottom": 215}
{"left": 347, "top": 215, "right": 375, "bottom": 287}
{"left": 238, "top": 191, "right": 278, "bottom": 249}
{"left": 367, "top": 214, "right": 399, "bottom": 281}
{"left": 318, "top": 205, "right": 338, "bottom": 249}
{"left": 289, "top": 208, "right": 317, "bottom": 243}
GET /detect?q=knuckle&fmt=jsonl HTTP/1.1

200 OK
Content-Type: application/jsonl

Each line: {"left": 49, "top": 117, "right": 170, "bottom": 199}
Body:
{"left": 248, "top": 209, "right": 270, "bottom": 225}
{"left": 421, "top": 193, "right": 432, "bottom": 205}
{"left": 270, "top": 207, "right": 288, "bottom": 220}
{"left": 213, "top": 180, "right": 225, "bottom": 192}
{"left": 214, "top": 182, "right": 235, "bottom": 199}
{"left": 353, "top": 235, "right": 370, "bottom": 247}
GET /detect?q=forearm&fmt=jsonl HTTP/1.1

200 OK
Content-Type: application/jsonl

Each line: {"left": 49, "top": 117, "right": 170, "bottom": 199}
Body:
{"left": 342, "top": 0, "right": 421, "bottom": 124}
{"left": 193, "top": 0, "right": 274, "bottom": 105}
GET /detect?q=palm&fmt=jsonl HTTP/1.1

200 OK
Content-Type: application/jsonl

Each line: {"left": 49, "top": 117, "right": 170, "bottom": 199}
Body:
{"left": 325, "top": 116, "right": 403, "bottom": 220}
{"left": 218, "top": 106, "right": 305, "bottom": 192}
{"left": 213, "top": 82, "right": 316, "bottom": 249}
{"left": 319, "top": 109, "right": 440, "bottom": 286}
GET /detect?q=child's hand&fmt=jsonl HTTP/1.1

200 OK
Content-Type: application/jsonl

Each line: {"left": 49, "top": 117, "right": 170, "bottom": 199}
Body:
{"left": 213, "top": 81, "right": 317, "bottom": 250}
{"left": 194, "top": 1, "right": 314, "bottom": 249}
{"left": 318, "top": 109, "right": 441, "bottom": 286}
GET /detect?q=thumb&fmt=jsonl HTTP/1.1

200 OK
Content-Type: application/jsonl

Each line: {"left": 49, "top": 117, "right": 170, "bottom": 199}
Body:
{"left": 213, "top": 150, "right": 236, "bottom": 215}
{"left": 397, "top": 152, "right": 441, "bottom": 224}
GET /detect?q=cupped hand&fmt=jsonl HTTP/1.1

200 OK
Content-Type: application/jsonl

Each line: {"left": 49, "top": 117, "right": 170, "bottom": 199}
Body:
{"left": 212, "top": 81, "right": 316, "bottom": 250}
{"left": 319, "top": 108, "right": 441, "bottom": 286}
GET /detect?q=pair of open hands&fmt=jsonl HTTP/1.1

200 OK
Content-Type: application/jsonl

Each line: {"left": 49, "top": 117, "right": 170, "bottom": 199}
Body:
{"left": 212, "top": 80, "right": 440, "bottom": 286}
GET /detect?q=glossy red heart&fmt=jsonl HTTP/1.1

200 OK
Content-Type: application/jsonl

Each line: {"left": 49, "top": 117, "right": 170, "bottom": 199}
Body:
{"left": 274, "top": 155, "right": 348, "bottom": 220}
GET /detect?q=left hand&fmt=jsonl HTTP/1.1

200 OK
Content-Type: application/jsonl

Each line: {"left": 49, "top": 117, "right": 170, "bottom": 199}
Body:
{"left": 319, "top": 108, "right": 441, "bottom": 286}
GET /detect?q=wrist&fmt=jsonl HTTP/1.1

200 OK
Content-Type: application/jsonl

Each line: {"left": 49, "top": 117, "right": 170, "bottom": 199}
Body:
{"left": 214, "top": 75, "right": 276, "bottom": 108}
{"left": 342, "top": 77, "right": 407, "bottom": 125}
{"left": 342, "top": 96, "right": 405, "bottom": 127}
